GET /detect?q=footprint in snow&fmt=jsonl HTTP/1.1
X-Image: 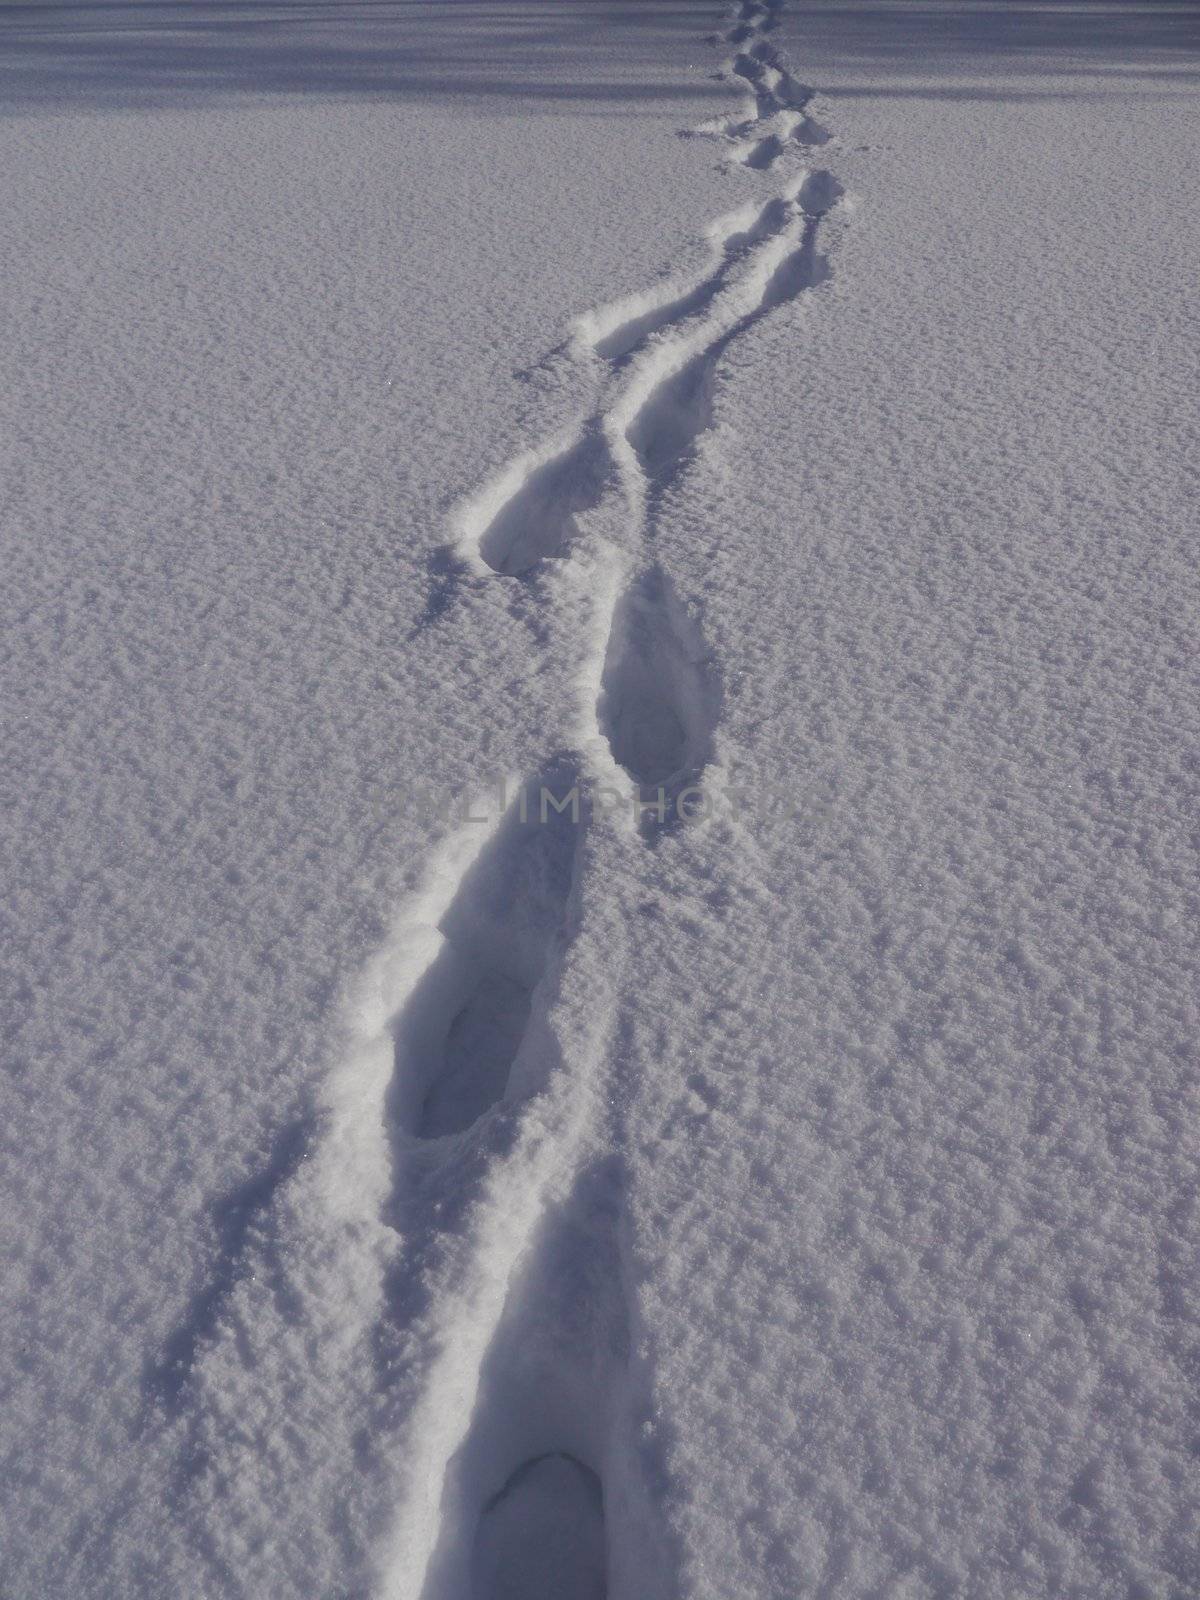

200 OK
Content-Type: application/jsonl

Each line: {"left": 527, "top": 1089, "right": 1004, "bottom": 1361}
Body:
{"left": 597, "top": 567, "right": 721, "bottom": 840}
{"left": 472, "top": 1453, "right": 606, "bottom": 1600}
{"left": 387, "top": 760, "right": 583, "bottom": 1141}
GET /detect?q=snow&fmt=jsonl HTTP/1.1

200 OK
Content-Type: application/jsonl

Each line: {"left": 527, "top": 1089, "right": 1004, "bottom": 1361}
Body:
{"left": 2, "top": 1, "right": 1198, "bottom": 1597}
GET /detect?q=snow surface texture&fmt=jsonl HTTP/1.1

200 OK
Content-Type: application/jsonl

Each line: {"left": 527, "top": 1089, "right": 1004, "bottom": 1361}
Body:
{"left": 2, "top": 1, "right": 1198, "bottom": 1597}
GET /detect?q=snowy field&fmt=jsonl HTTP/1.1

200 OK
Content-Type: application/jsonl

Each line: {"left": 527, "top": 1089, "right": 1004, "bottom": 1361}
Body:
{"left": 2, "top": 0, "right": 1199, "bottom": 1595}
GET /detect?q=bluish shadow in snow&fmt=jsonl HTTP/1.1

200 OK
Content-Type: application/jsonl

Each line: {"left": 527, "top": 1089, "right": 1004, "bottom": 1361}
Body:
{"left": 785, "top": 0, "right": 1200, "bottom": 71}
{"left": 0, "top": 0, "right": 739, "bottom": 114}
{"left": 411, "top": 544, "right": 467, "bottom": 635}
{"left": 383, "top": 754, "right": 582, "bottom": 1149}
{"left": 472, "top": 1453, "right": 606, "bottom": 1600}
{"left": 144, "top": 1110, "right": 313, "bottom": 1414}
{"left": 597, "top": 565, "right": 722, "bottom": 845}
{"left": 1, "top": 0, "right": 1196, "bottom": 115}
{"left": 474, "top": 427, "right": 612, "bottom": 577}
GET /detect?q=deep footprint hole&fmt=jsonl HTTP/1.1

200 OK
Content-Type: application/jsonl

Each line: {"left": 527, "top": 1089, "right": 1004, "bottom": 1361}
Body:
{"left": 472, "top": 1452, "right": 606, "bottom": 1600}
{"left": 476, "top": 433, "right": 611, "bottom": 576}
{"left": 388, "top": 760, "right": 584, "bottom": 1143}
{"left": 598, "top": 568, "right": 721, "bottom": 839}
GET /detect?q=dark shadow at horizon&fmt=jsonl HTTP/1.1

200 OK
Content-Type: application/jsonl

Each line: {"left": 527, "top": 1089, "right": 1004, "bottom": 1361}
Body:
{"left": 1, "top": 0, "right": 1197, "bottom": 116}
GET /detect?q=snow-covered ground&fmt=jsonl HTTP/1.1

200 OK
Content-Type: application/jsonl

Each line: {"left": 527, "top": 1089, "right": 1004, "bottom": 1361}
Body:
{"left": 2, "top": 2, "right": 1198, "bottom": 1596}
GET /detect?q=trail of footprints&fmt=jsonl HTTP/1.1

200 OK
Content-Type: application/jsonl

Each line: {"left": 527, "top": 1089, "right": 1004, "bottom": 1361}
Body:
{"left": 394, "top": 5, "right": 845, "bottom": 1593}
{"left": 172, "top": 6, "right": 845, "bottom": 1596}
{"left": 696, "top": 0, "right": 828, "bottom": 170}
{"left": 456, "top": 167, "right": 841, "bottom": 853}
